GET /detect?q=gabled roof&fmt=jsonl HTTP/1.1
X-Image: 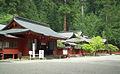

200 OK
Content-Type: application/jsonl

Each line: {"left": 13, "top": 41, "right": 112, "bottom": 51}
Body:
{"left": 58, "top": 30, "right": 82, "bottom": 39}
{"left": 58, "top": 32, "right": 73, "bottom": 39}
{"left": 13, "top": 16, "right": 65, "bottom": 39}
{"left": 59, "top": 31, "right": 107, "bottom": 43}
{"left": 0, "top": 31, "right": 18, "bottom": 38}
{"left": 14, "top": 16, "right": 50, "bottom": 27}
{"left": 63, "top": 42, "right": 77, "bottom": 46}
{"left": 0, "top": 29, "right": 29, "bottom": 34}
{"left": 2, "top": 16, "right": 66, "bottom": 39}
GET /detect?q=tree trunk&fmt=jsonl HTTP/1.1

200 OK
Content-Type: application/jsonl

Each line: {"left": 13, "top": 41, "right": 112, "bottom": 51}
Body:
{"left": 81, "top": 49, "right": 84, "bottom": 56}
{"left": 94, "top": 52, "right": 97, "bottom": 56}
{"left": 64, "top": 0, "right": 67, "bottom": 31}
{"left": 64, "top": 14, "right": 66, "bottom": 31}
{"left": 64, "top": 0, "right": 66, "bottom": 2}
{"left": 109, "top": 50, "right": 112, "bottom": 55}
{"left": 106, "top": 15, "right": 108, "bottom": 22}
{"left": 81, "top": 5, "right": 84, "bottom": 22}
{"left": 82, "top": 5, "right": 84, "bottom": 17}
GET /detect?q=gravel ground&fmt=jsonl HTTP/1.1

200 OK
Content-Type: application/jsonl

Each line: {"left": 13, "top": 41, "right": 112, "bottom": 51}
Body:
{"left": 0, "top": 55, "right": 120, "bottom": 74}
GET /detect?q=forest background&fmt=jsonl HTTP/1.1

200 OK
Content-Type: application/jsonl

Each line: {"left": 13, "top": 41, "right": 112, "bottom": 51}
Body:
{"left": 0, "top": 0, "right": 119, "bottom": 48}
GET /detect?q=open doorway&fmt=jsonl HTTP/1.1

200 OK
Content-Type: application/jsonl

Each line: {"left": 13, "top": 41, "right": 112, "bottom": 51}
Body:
{"left": 37, "top": 40, "right": 50, "bottom": 56}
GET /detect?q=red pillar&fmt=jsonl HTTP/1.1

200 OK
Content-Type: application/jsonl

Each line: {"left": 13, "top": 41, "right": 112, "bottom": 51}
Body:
{"left": 2, "top": 38, "right": 4, "bottom": 60}
{"left": 22, "top": 39, "right": 28, "bottom": 56}
{"left": 2, "top": 54, "right": 4, "bottom": 60}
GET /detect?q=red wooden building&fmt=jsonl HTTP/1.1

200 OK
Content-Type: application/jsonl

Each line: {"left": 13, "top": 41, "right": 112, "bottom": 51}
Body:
{"left": 0, "top": 16, "right": 65, "bottom": 59}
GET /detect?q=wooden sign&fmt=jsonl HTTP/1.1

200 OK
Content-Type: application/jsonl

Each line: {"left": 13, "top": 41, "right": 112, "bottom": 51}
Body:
{"left": 32, "top": 43, "right": 35, "bottom": 58}
{"left": 29, "top": 51, "right": 33, "bottom": 55}
{"left": 39, "top": 50, "right": 44, "bottom": 59}
{"left": 63, "top": 50, "right": 68, "bottom": 55}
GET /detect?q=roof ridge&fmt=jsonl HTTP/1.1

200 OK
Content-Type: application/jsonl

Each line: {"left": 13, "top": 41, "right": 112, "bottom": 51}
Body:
{"left": 14, "top": 16, "right": 50, "bottom": 27}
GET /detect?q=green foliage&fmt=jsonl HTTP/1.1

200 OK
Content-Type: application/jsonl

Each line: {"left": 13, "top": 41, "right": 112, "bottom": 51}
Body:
{"left": 82, "top": 13, "right": 104, "bottom": 37}
{"left": 0, "top": 0, "right": 119, "bottom": 48}
{"left": 89, "top": 36, "right": 104, "bottom": 52}
{"left": 0, "top": 13, "right": 13, "bottom": 23}
{"left": 82, "top": 44, "right": 92, "bottom": 52}
{"left": 104, "top": 44, "right": 119, "bottom": 52}
{"left": 57, "top": 40, "right": 65, "bottom": 47}
{"left": 76, "top": 44, "right": 83, "bottom": 48}
{"left": 58, "top": 4, "right": 71, "bottom": 14}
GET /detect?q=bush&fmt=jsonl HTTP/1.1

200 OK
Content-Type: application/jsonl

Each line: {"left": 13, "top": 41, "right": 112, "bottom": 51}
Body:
{"left": 104, "top": 44, "right": 119, "bottom": 52}
{"left": 57, "top": 40, "right": 65, "bottom": 47}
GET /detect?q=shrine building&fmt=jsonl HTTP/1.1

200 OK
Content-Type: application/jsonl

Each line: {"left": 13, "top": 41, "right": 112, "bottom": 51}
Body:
{"left": 0, "top": 16, "right": 65, "bottom": 59}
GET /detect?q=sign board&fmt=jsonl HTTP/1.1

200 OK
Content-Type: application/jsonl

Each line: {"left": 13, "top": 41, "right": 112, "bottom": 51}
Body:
{"left": 29, "top": 51, "right": 33, "bottom": 55}
{"left": 32, "top": 43, "right": 35, "bottom": 58}
{"left": 63, "top": 50, "right": 68, "bottom": 55}
{"left": 39, "top": 50, "right": 44, "bottom": 59}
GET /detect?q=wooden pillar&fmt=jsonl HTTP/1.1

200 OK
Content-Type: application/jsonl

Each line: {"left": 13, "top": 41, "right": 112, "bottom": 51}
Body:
{"left": 13, "top": 54, "right": 15, "bottom": 59}
{"left": 23, "top": 39, "right": 28, "bottom": 56}
{"left": 2, "top": 38, "right": 4, "bottom": 60}
{"left": 2, "top": 54, "right": 4, "bottom": 60}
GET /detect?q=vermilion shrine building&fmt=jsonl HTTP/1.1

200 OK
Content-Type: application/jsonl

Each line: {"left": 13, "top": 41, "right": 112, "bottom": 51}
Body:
{"left": 0, "top": 16, "right": 65, "bottom": 59}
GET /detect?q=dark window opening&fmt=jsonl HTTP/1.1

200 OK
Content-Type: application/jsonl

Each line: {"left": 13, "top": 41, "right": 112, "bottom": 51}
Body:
{"left": 4, "top": 54, "right": 18, "bottom": 59}
{"left": 0, "top": 54, "right": 2, "bottom": 60}
{"left": 4, "top": 40, "right": 18, "bottom": 48}
{"left": 4, "top": 54, "right": 13, "bottom": 59}
{"left": 74, "top": 50, "right": 79, "bottom": 54}
{"left": 48, "top": 41, "right": 56, "bottom": 50}
{"left": 0, "top": 38, "right": 3, "bottom": 48}
{"left": 28, "top": 40, "right": 34, "bottom": 49}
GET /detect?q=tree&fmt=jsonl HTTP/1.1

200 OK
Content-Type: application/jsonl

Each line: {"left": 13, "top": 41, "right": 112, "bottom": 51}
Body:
{"left": 0, "top": 0, "right": 119, "bottom": 48}
{"left": 58, "top": 0, "right": 71, "bottom": 31}
{"left": 89, "top": 36, "right": 104, "bottom": 56}
{"left": 104, "top": 44, "right": 119, "bottom": 55}
{"left": 17, "top": 0, "right": 39, "bottom": 21}
{"left": 0, "top": 13, "right": 13, "bottom": 23}
{"left": 82, "top": 44, "right": 92, "bottom": 55}
{"left": 57, "top": 40, "right": 65, "bottom": 47}
{"left": 82, "top": 13, "right": 104, "bottom": 37}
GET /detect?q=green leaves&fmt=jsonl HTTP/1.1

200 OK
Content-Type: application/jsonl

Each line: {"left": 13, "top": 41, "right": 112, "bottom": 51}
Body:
{"left": 57, "top": 40, "right": 65, "bottom": 47}
{"left": 89, "top": 36, "right": 104, "bottom": 51}
{"left": 58, "top": 4, "right": 71, "bottom": 14}
{"left": 104, "top": 44, "right": 119, "bottom": 52}
{"left": 82, "top": 44, "right": 92, "bottom": 52}
{"left": 0, "top": 13, "right": 13, "bottom": 23}
{"left": 77, "top": 36, "right": 105, "bottom": 54}
{"left": 0, "top": 0, "right": 119, "bottom": 48}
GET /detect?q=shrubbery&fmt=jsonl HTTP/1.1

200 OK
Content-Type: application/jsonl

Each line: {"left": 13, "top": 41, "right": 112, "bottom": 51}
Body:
{"left": 79, "top": 36, "right": 119, "bottom": 56}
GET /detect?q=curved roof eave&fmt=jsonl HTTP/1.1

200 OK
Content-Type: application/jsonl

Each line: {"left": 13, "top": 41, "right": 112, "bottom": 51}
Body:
{"left": 14, "top": 17, "right": 66, "bottom": 39}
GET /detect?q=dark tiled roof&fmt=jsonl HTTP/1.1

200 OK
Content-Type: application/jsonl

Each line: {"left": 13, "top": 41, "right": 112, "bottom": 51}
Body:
{"left": 57, "top": 46, "right": 71, "bottom": 49}
{"left": 13, "top": 16, "right": 66, "bottom": 39}
{"left": 74, "top": 47, "right": 82, "bottom": 50}
{"left": 0, "top": 29, "right": 29, "bottom": 38}
{"left": 14, "top": 16, "right": 50, "bottom": 27}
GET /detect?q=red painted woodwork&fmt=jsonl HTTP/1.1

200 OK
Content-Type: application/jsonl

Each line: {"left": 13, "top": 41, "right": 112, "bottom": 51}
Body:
{"left": 3, "top": 21, "right": 25, "bottom": 30}
{"left": 0, "top": 19, "right": 63, "bottom": 59}
{"left": 114, "top": 51, "right": 120, "bottom": 54}
{"left": 3, "top": 49, "right": 19, "bottom": 54}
